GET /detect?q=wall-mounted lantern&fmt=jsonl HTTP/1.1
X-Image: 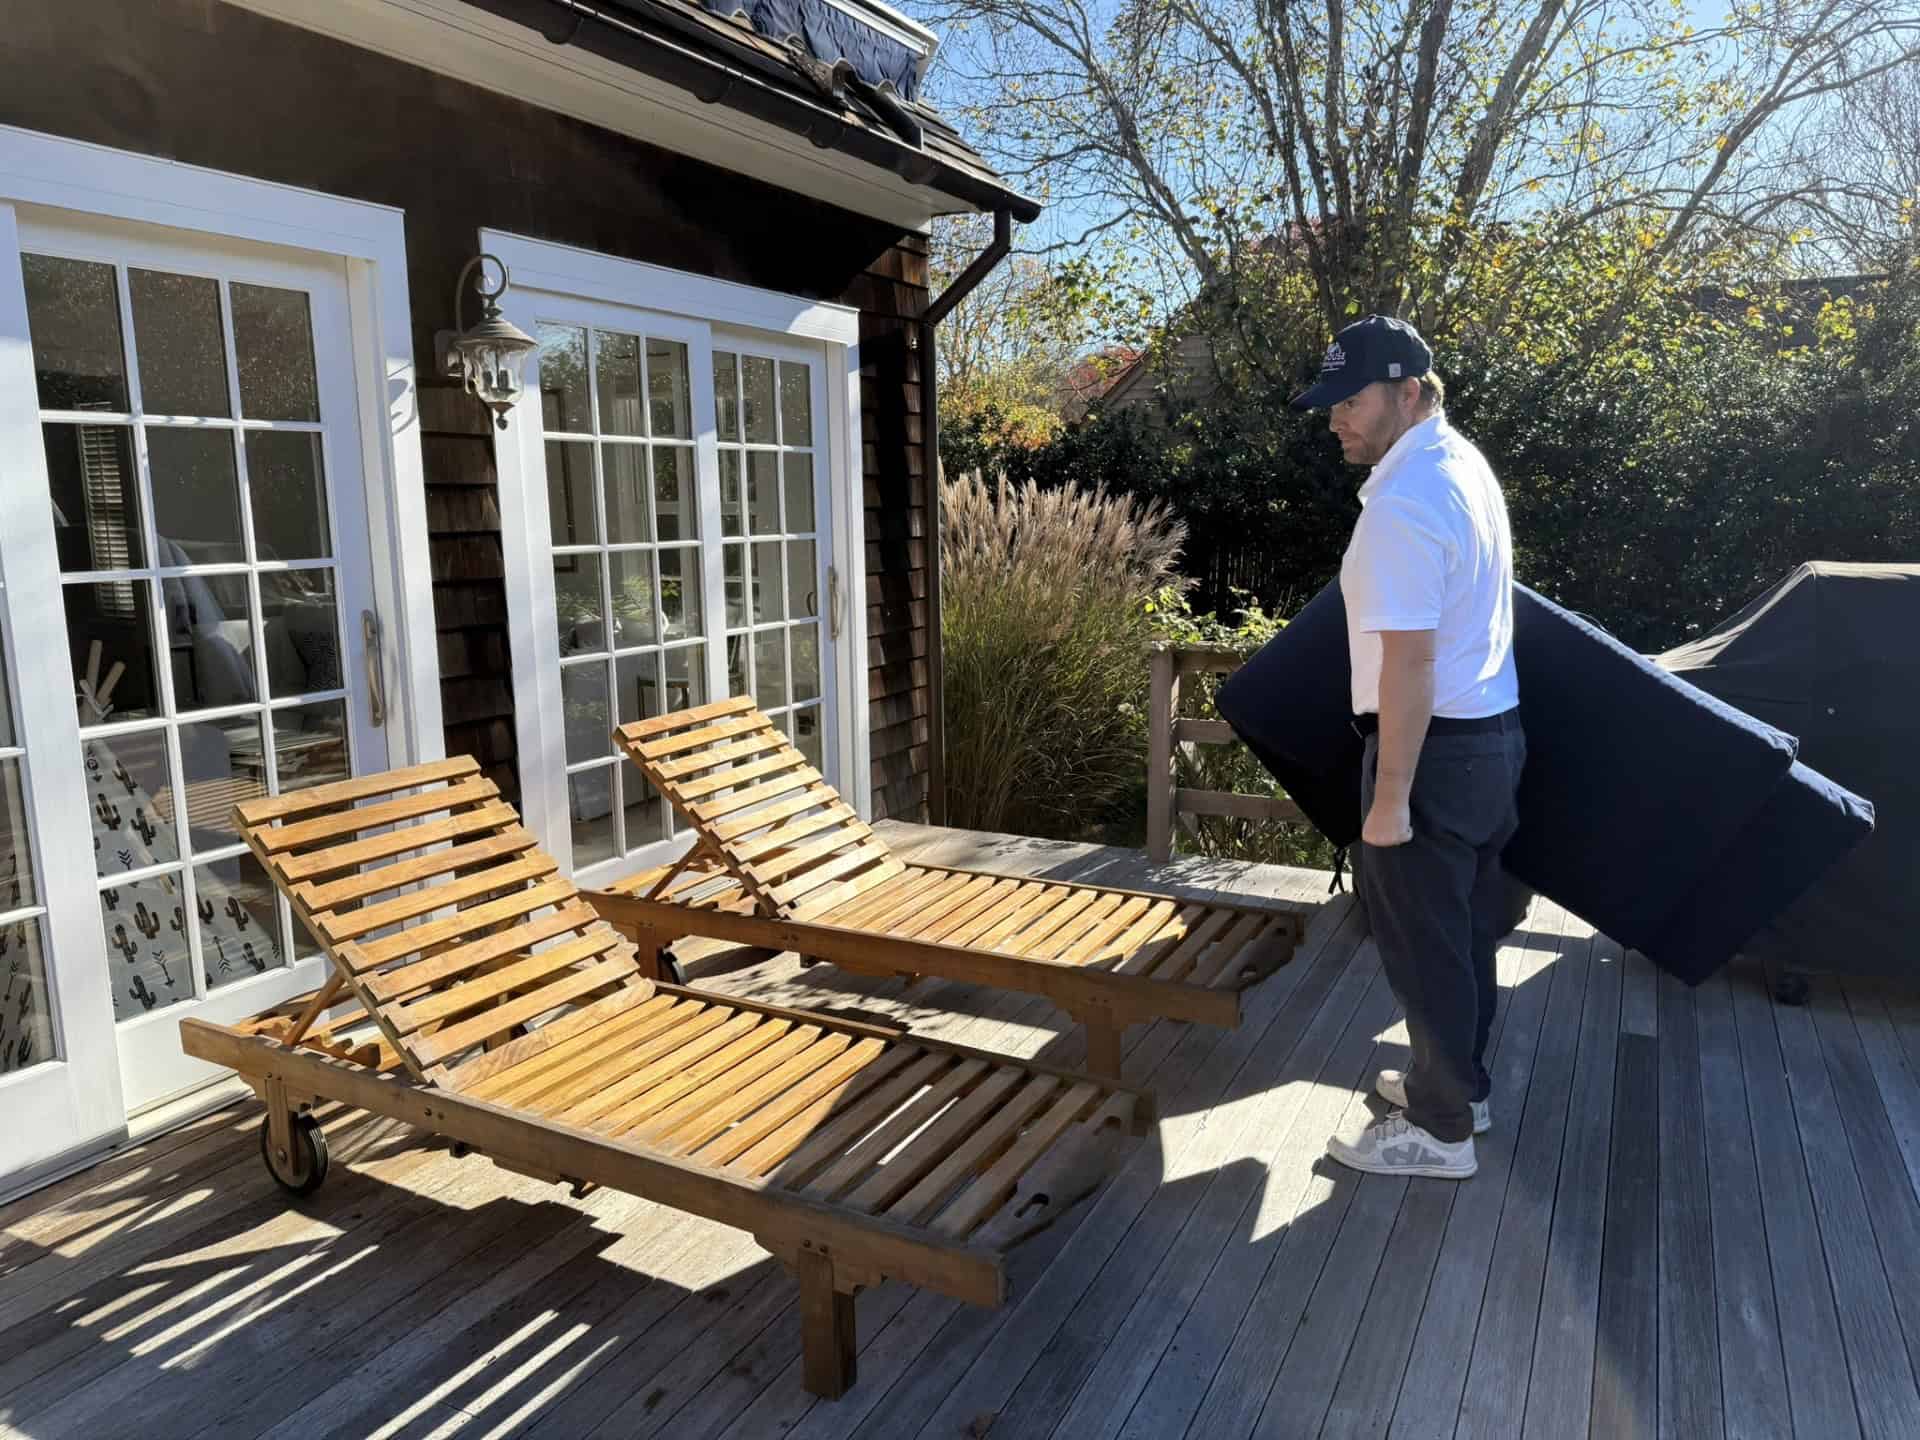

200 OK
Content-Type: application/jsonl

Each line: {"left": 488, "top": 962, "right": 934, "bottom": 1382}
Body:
{"left": 435, "top": 253, "right": 538, "bottom": 430}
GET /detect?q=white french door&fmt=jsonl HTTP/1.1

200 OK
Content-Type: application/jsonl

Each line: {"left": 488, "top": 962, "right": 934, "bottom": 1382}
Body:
{"left": 0, "top": 204, "right": 389, "bottom": 1173}
{"left": 500, "top": 289, "right": 848, "bottom": 887}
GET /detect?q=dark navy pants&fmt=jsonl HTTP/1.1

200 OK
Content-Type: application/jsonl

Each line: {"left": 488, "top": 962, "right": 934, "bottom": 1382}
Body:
{"left": 1357, "top": 718, "right": 1527, "bottom": 1142}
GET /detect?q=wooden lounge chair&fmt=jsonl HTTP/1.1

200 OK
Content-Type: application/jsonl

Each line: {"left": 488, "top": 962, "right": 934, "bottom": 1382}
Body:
{"left": 177, "top": 757, "right": 1151, "bottom": 1398}
{"left": 591, "top": 697, "right": 1310, "bottom": 1078}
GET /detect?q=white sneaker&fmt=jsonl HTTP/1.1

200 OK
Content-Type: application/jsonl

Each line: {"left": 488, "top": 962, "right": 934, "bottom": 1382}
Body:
{"left": 1376, "top": 1069, "right": 1490, "bottom": 1135}
{"left": 1327, "top": 1113, "right": 1478, "bottom": 1179}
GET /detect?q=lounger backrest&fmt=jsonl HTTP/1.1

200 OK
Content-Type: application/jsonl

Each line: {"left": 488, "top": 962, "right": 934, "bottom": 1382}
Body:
{"left": 235, "top": 757, "right": 654, "bottom": 1088}
{"left": 615, "top": 697, "right": 904, "bottom": 919}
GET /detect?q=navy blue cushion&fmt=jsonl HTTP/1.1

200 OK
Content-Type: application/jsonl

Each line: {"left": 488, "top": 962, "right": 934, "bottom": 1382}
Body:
{"left": 1217, "top": 579, "right": 1867, "bottom": 980}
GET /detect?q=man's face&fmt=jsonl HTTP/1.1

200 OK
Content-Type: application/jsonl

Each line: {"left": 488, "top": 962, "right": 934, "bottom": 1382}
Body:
{"left": 1328, "top": 380, "right": 1417, "bottom": 465}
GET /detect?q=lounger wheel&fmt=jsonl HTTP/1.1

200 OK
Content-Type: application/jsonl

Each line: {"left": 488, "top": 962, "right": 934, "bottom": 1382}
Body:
{"left": 260, "top": 1111, "right": 329, "bottom": 1195}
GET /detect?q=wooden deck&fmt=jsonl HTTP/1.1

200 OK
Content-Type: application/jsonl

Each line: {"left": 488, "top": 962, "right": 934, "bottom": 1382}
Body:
{"left": 6, "top": 820, "right": 1920, "bottom": 1439}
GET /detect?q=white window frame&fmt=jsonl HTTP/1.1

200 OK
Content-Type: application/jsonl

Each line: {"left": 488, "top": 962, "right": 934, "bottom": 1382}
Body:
{"left": 483, "top": 229, "right": 871, "bottom": 880}
{"left": 0, "top": 125, "right": 438, "bottom": 1188}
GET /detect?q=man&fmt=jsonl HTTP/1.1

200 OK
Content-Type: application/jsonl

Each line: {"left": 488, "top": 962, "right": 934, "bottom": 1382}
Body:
{"left": 1291, "top": 315, "right": 1524, "bottom": 1180}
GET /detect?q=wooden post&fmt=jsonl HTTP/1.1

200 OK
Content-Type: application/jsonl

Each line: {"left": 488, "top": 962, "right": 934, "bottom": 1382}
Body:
{"left": 796, "top": 1245, "right": 857, "bottom": 1399}
{"left": 1147, "top": 647, "right": 1178, "bottom": 864}
{"left": 1083, "top": 1015, "right": 1124, "bottom": 1083}
{"left": 263, "top": 1074, "right": 294, "bottom": 1173}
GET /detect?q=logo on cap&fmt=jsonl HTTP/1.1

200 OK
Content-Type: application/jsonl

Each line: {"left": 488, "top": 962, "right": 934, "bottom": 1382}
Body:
{"left": 1322, "top": 342, "right": 1346, "bottom": 372}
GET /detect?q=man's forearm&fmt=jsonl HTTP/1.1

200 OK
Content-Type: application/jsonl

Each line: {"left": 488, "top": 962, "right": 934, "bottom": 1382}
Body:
{"left": 1375, "top": 632, "right": 1437, "bottom": 805}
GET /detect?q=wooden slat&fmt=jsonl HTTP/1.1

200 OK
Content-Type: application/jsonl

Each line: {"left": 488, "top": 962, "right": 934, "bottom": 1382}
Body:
{"left": 354, "top": 877, "right": 578, "bottom": 966}
{"left": 731, "top": 802, "right": 860, "bottom": 863}
{"left": 800, "top": 1058, "right": 988, "bottom": 1201}
{"left": 629, "top": 1026, "right": 829, "bottom": 1150}
{"left": 1145, "top": 907, "right": 1238, "bottom": 982}
{"left": 754, "top": 1049, "right": 949, "bottom": 1185}
{"left": 319, "top": 853, "right": 559, "bottom": 942}
{"left": 709, "top": 786, "right": 840, "bottom": 843}
{"left": 619, "top": 694, "right": 756, "bottom": 741}
{"left": 997, "top": 887, "right": 1104, "bottom": 958}
{"left": 694, "top": 1037, "right": 896, "bottom": 1167}
{"left": 658, "top": 1033, "right": 856, "bottom": 1156}
{"left": 409, "top": 958, "right": 638, "bottom": 1068}
{"left": 648, "top": 726, "right": 791, "bottom": 782}
{"left": 1053, "top": 896, "right": 1156, "bottom": 968}
{"left": 444, "top": 985, "right": 656, "bottom": 1092}
{"left": 931, "top": 1083, "right": 1103, "bottom": 1239}
{"left": 1092, "top": 900, "right": 1184, "bottom": 971}
{"left": 677, "top": 749, "right": 814, "bottom": 803}
{"left": 510, "top": 998, "right": 722, "bottom": 1114}
{"left": 967, "top": 883, "right": 1073, "bottom": 954}
{"left": 904, "top": 877, "right": 1020, "bottom": 946}
{"left": 546, "top": 1004, "right": 737, "bottom": 1126}
{"left": 1187, "top": 912, "right": 1271, "bottom": 988}
{"left": 362, "top": 902, "right": 602, "bottom": 1002}
{"left": 718, "top": 1044, "right": 933, "bottom": 1175}
{"left": 593, "top": 1018, "right": 794, "bottom": 1137}
{"left": 744, "top": 820, "right": 876, "bottom": 886}
{"left": 886, "top": 1074, "right": 1062, "bottom": 1226}
{"left": 235, "top": 755, "right": 479, "bottom": 824}
{"left": 387, "top": 930, "right": 626, "bottom": 1036}
{"left": 299, "top": 827, "right": 539, "bottom": 910}
{"left": 255, "top": 776, "right": 498, "bottom": 854}
{"left": 768, "top": 856, "right": 904, "bottom": 920}
{"left": 693, "top": 767, "right": 829, "bottom": 825}
{"left": 941, "top": 882, "right": 1052, "bottom": 952}
{"left": 639, "top": 713, "right": 773, "bottom": 763}
{"left": 1025, "top": 892, "right": 1127, "bottom": 964}
{"left": 276, "top": 800, "right": 520, "bottom": 881}
{"left": 811, "top": 867, "right": 945, "bottom": 929}
{"left": 467, "top": 993, "right": 685, "bottom": 1106}
{"left": 842, "top": 1065, "right": 1028, "bottom": 1216}
{"left": 769, "top": 839, "right": 900, "bottom": 909}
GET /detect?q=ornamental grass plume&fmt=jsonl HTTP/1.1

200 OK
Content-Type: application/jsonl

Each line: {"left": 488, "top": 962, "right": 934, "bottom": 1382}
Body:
{"left": 940, "top": 471, "right": 1186, "bottom": 836}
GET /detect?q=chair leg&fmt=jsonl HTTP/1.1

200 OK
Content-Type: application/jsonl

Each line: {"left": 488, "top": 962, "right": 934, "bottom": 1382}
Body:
{"left": 796, "top": 1247, "right": 857, "bottom": 1399}
{"left": 1083, "top": 1016, "right": 1124, "bottom": 1081}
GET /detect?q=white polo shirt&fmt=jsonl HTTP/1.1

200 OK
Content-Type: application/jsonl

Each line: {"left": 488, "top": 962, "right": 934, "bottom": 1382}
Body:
{"left": 1339, "top": 412, "right": 1519, "bottom": 718}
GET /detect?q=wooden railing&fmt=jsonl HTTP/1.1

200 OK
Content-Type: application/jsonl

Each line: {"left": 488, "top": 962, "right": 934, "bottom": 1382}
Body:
{"left": 1147, "top": 645, "right": 1305, "bottom": 864}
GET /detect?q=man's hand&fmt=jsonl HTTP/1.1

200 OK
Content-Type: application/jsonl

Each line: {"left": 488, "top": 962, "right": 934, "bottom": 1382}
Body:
{"left": 1362, "top": 797, "right": 1413, "bottom": 847}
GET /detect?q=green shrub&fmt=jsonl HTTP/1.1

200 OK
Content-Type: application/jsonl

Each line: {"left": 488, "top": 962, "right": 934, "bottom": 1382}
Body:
{"left": 940, "top": 473, "right": 1184, "bottom": 837}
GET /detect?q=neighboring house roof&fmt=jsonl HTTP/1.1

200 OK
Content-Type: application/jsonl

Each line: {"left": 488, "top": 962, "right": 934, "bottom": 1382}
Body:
{"left": 1056, "top": 346, "right": 1140, "bottom": 417}
{"left": 463, "top": 0, "right": 1039, "bottom": 221}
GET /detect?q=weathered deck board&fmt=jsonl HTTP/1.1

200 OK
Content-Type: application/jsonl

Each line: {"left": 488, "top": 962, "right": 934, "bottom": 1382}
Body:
{"left": 2, "top": 821, "right": 1917, "bottom": 1440}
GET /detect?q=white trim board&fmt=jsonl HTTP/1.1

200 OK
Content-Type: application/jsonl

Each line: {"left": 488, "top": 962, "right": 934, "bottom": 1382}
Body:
{"left": 482, "top": 229, "right": 861, "bottom": 347}
{"left": 223, "top": 0, "right": 946, "bottom": 232}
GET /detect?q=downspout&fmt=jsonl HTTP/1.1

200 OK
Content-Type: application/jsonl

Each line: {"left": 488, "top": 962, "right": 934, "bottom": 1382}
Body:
{"left": 919, "top": 207, "right": 1012, "bottom": 825}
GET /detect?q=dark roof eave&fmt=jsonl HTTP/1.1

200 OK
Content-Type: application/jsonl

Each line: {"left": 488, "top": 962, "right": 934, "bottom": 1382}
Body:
{"left": 461, "top": 0, "right": 1042, "bottom": 223}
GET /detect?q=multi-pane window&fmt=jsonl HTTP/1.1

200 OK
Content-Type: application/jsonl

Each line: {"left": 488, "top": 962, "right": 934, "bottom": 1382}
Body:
{"left": 0, "top": 584, "right": 55, "bottom": 1074}
{"left": 715, "top": 349, "right": 826, "bottom": 774}
{"left": 538, "top": 323, "right": 708, "bottom": 868}
{"left": 22, "top": 253, "right": 350, "bottom": 1021}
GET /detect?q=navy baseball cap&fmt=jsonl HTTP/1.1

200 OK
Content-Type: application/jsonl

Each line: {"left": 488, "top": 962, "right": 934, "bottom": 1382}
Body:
{"left": 1289, "top": 314, "right": 1433, "bottom": 409}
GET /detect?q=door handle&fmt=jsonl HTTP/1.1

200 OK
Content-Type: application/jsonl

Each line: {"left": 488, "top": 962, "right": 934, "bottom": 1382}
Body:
{"left": 828, "top": 564, "right": 842, "bottom": 641}
{"left": 361, "top": 609, "right": 387, "bottom": 729}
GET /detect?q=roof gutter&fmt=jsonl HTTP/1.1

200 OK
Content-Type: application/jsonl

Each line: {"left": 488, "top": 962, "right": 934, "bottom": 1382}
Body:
{"left": 919, "top": 206, "right": 1013, "bottom": 822}
{"left": 467, "top": 0, "right": 1041, "bottom": 222}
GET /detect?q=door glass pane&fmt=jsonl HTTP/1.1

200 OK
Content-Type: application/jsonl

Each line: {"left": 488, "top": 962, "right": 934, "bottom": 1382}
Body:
{"left": 562, "top": 661, "right": 610, "bottom": 764}
{"left": 169, "top": 572, "right": 258, "bottom": 712}
{"left": 84, "top": 729, "right": 179, "bottom": 878}
{"left": 272, "top": 700, "right": 349, "bottom": 792}
{"left": 197, "top": 853, "right": 285, "bottom": 988}
{"left": 262, "top": 570, "right": 340, "bottom": 697}
{"left": 659, "top": 550, "right": 701, "bottom": 640}
{"left": 653, "top": 447, "right": 695, "bottom": 540}
{"left": 747, "top": 453, "right": 779, "bottom": 535}
{"left": 230, "top": 282, "right": 319, "bottom": 421}
{"left": 177, "top": 716, "right": 267, "bottom": 851}
{"left": 648, "top": 339, "right": 691, "bottom": 438}
{"left": 622, "top": 762, "right": 666, "bottom": 848}
{"left": 720, "top": 450, "right": 744, "bottom": 537}
{"left": 537, "top": 324, "right": 590, "bottom": 433}
{"left": 779, "top": 361, "right": 812, "bottom": 445}
{"left": 100, "top": 872, "right": 192, "bottom": 1019}
{"left": 755, "top": 632, "right": 787, "bottom": 709}
{"left": 728, "top": 635, "right": 750, "bottom": 697}
{"left": 66, "top": 580, "right": 160, "bottom": 723}
{"left": 615, "top": 652, "right": 660, "bottom": 725}
{"left": 713, "top": 351, "right": 740, "bottom": 442}
{"left": 602, "top": 445, "right": 650, "bottom": 544}
{"left": 148, "top": 426, "right": 245, "bottom": 565}
{"left": 128, "top": 269, "right": 230, "bottom": 417}
{"left": 547, "top": 440, "right": 597, "bottom": 547}
{"left": 784, "top": 452, "right": 815, "bottom": 532}
{"left": 594, "top": 330, "right": 645, "bottom": 437}
{"left": 555, "top": 554, "right": 604, "bottom": 656}
{"left": 723, "top": 545, "right": 747, "bottom": 628}
{"left": 792, "top": 625, "right": 821, "bottom": 703}
{"left": 248, "top": 431, "right": 331, "bottom": 560}
{"left": 664, "top": 644, "right": 708, "bottom": 712}
{"left": 0, "top": 650, "right": 11, "bottom": 749}
{"left": 609, "top": 552, "right": 657, "bottom": 650}
{"left": 0, "top": 759, "right": 36, "bottom": 911}
{"left": 0, "top": 918, "right": 54, "bottom": 1074}
{"left": 786, "top": 541, "right": 818, "bottom": 618}
{"left": 45, "top": 423, "right": 143, "bottom": 572}
{"left": 569, "top": 770, "right": 615, "bottom": 867}
{"left": 22, "top": 254, "right": 128, "bottom": 411}
{"left": 793, "top": 705, "right": 824, "bottom": 773}
{"left": 741, "top": 355, "right": 776, "bottom": 443}
{"left": 752, "top": 542, "right": 784, "bottom": 624}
